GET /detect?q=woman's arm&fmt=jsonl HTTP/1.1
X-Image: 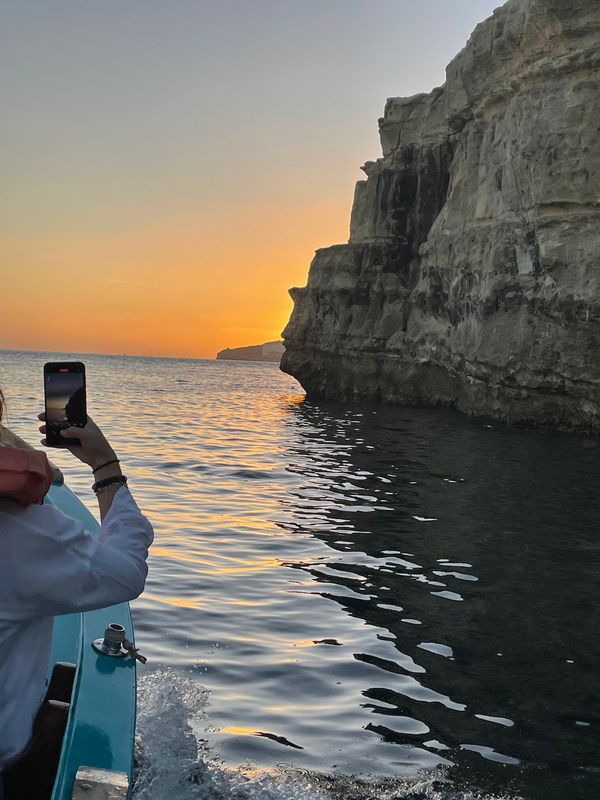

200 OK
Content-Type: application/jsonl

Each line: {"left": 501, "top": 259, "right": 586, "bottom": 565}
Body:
{"left": 0, "top": 413, "right": 153, "bottom": 620}
{"left": 39, "top": 415, "right": 122, "bottom": 521}
{"left": 0, "top": 488, "right": 153, "bottom": 619}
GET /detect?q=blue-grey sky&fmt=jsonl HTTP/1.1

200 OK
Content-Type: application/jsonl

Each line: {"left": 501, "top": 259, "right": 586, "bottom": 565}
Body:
{"left": 1, "top": 0, "right": 501, "bottom": 356}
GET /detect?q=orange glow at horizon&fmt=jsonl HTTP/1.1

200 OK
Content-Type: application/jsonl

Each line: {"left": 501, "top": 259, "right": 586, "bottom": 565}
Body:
{"left": 1, "top": 199, "right": 351, "bottom": 359}
{"left": 2, "top": 0, "right": 504, "bottom": 362}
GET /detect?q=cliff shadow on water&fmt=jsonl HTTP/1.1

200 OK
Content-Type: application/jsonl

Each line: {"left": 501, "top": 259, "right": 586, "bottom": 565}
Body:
{"left": 279, "top": 398, "right": 600, "bottom": 800}
{"left": 282, "top": 0, "right": 600, "bottom": 432}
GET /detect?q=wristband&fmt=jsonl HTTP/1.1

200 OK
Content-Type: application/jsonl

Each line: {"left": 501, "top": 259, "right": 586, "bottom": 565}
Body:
{"left": 92, "top": 458, "right": 120, "bottom": 473}
{"left": 92, "top": 475, "right": 128, "bottom": 495}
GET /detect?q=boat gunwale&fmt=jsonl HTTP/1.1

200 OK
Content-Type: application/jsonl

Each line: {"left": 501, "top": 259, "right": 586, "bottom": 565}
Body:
{"left": 46, "top": 483, "right": 137, "bottom": 800}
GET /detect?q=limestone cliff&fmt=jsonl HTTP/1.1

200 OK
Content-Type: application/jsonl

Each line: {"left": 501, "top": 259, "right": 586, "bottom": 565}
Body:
{"left": 281, "top": 0, "right": 600, "bottom": 430}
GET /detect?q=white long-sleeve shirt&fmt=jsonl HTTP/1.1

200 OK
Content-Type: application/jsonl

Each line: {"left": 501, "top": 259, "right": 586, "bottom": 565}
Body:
{"left": 0, "top": 485, "right": 153, "bottom": 768}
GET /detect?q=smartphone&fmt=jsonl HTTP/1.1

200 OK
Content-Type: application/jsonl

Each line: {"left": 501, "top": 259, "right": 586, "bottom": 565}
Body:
{"left": 44, "top": 361, "right": 87, "bottom": 446}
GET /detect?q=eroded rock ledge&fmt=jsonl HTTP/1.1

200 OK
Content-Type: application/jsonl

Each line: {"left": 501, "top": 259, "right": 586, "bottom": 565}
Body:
{"left": 281, "top": 0, "right": 600, "bottom": 430}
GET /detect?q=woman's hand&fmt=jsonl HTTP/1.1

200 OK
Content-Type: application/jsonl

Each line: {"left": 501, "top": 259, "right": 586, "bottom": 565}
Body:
{"left": 39, "top": 414, "right": 118, "bottom": 471}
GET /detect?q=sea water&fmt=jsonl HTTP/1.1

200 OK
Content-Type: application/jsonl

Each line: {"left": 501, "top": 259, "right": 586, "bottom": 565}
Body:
{"left": 1, "top": 349, "right": 599, "bottom": 800}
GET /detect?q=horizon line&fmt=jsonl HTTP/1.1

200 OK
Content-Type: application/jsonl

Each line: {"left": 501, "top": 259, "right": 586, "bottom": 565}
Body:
{"left": 0, "top": 346, "right": 286, "bottom": 364}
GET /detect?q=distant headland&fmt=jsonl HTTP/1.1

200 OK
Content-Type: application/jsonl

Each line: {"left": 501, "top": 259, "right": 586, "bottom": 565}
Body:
{"left": 216, "top": 340, "right": 285, "bottom": 363}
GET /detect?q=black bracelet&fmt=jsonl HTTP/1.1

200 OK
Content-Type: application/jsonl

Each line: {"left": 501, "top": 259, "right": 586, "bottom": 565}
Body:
{"left": 92, "top": 475, "right": 128, "bottom": 494}
{"left": 93, "top": 458, "right": 120, "bottom": 473}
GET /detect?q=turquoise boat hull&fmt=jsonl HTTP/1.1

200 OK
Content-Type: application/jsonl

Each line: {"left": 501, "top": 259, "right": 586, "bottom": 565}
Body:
{"left": 45, "top": 483, "right": 137, "bottom": 799}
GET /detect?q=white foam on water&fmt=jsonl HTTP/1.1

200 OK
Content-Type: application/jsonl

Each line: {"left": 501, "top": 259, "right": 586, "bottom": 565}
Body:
{"left": 133, "top": 669, "right": 324, "bottom": 800}
{"left": 133, "top": 670, "right": 522, "bottom": 800}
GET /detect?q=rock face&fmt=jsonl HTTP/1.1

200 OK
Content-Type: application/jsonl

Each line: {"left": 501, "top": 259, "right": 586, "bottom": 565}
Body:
{"left": 282, "top": 0, "right": 600, "bottom": 430}
{"left": 217, "top": 341, "right": 285, "bottom": 363}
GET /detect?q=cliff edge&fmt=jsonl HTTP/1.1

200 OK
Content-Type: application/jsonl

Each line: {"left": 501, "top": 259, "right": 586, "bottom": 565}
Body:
{"left": 281, "top": 0, "right": 600, "bottom": 430}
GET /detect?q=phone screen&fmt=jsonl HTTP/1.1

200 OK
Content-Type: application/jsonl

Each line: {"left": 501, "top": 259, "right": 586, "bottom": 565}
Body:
{"left": 44, "top": 362, "right": 87, "bottom": 444}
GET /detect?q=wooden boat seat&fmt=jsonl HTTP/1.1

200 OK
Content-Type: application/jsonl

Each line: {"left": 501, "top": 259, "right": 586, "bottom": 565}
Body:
{"left": 47, "top": 661, "right": 77, "bottom": 704}
{"left": 3, "top": 662, "right": 76, "bottom": 800}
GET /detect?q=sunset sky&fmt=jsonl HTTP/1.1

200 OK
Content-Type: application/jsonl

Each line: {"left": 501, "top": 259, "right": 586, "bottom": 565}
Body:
{"left": 1, "top": 0, "right": 499, "bottom": 358}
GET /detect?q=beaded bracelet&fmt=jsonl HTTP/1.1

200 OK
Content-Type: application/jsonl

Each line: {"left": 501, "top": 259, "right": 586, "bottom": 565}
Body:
{"left": 92, "top": 475, "right": 128, "bottom": 495}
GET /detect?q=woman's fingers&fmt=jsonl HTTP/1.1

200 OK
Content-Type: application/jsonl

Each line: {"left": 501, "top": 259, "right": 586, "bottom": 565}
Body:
{"left": 60, "top": 426, "right": 79, "bottom": 437}
{"left": 37, "top": 415, "right": 114, "bottom": 469}
{"left": 58, "top": 428, "right": 84, "bottom": 450}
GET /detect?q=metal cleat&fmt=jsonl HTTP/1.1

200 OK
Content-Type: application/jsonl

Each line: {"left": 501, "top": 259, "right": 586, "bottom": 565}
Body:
{"left": 92, "top": 623, "right": 147, "bottom": 663}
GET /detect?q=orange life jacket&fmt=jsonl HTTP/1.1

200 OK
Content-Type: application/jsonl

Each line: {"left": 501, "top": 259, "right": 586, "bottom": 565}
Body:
{"left": 0, "top": 448, "right": 54, "bottom": 505}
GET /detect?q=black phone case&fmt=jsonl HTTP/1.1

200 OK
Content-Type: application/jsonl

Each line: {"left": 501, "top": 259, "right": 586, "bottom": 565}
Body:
{"left": 44, "top": 362, "right": 87, "bottom": 447}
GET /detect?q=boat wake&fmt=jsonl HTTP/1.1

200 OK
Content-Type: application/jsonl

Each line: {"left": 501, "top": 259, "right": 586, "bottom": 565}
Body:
{"left": 133, "top": 670, "right": 520, "bottom": 800}
{"left": 133, "top": 669, "right": 323, "bottom": 800}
